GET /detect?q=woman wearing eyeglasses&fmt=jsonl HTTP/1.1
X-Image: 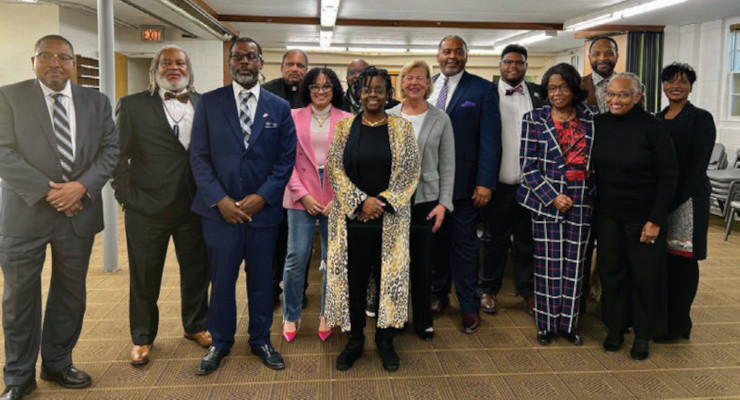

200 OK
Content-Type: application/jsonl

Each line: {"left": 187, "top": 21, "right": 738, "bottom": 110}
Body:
{"left": 324, "top": 67, "right": 420, "bottom": 372}
{"left": 592, "top": 72, "right": 678, "bottom": 360}
{"left": 281, "top": 68, "right": 351, "bottom": 343}
{"left": 517, "top": 63, "right": 597, "bottom": 347}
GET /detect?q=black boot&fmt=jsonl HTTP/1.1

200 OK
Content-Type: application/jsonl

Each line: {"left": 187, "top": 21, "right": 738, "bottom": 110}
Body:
{"left": 375, "top": 328, "right": 399, "bottom": 372}
{"left": 336, "top": 333, "right": 365, "bottom": 371}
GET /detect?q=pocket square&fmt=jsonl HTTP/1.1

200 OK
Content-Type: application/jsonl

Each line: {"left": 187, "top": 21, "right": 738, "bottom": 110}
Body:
{"left": 461, "top": 101, "right": 476, "bottom": 107}
{"left": 265, "top": 121, "right": 278, "bottom": 128}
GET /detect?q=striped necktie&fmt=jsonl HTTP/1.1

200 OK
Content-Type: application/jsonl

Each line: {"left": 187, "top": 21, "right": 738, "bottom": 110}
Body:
{"left": 435, "top": 76, "right": 449, "bottom": 111}
{"left": 239, "top": 91, "right": 253, "bottom": 149}
{"left": 52, "top": 93, "right": 74, "bottom": 181}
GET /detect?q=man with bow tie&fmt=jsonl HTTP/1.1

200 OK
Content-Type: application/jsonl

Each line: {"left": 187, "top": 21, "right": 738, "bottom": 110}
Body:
{"left": 112, "top": 45, "right": 211, "bottom": 366}
{"left": 190, "top": 37, "right": 296, "bottom": 374}
{"left": 478, "top": 44, "right": 547, "bottom": 318}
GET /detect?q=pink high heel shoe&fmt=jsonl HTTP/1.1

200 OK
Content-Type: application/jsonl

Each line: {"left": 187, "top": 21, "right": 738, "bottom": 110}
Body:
{"left": 282, "top": 321, "right": 298, "bottom": 343}
{"left": 318, "top": 317, "right": 332, "bottom": 341}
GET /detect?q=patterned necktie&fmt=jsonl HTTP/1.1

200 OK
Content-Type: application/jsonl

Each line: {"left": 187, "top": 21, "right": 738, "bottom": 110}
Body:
{"left": 505, "top": 84, "right": 524, "bottom": 96}
{"left": 52, "top": 93, "right": 74, "bottom": 181}
{"left": 239, "top": 91, "right": 253, "bottom": 149}
{"left": 164, "top": 91, "right": 189, "bottom": 103}
{"left": 435, "top": 76, "right": 449, "bottom": 111}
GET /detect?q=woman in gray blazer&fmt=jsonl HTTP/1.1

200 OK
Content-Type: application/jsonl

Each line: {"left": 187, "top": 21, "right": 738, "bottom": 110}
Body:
{"left": 388, "top": 60, "right": 455, "bottom": 340}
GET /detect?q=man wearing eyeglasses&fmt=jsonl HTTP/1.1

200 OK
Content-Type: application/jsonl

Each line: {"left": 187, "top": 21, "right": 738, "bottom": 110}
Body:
{"left": 478, "top": 44, "right": 546, "bottom": 318}
{"left": 111, "top": 45, "right": 211, "bottom": 367}
{"left": 190, "top": 37, "right": 296, "bottom": 375}
{"left": 0, "top": 35, "right": 118, "bottom": 400}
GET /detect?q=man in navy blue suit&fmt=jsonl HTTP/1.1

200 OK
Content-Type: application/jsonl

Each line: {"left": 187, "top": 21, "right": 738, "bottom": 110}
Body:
{"left": 190, "top": 37, "right": 296, "bottom": 374}
{"left": 428, "top": 35, "right": 502, "bottom": 334}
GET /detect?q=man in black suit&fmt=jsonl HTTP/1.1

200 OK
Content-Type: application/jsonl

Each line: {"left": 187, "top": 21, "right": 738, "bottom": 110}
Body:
{"left": 112, "top": 45, "right": 211, "bottom": 366}
{"left": 262, "top": 49, "right": 308, "bottom": 109}
{"left": 478, "top": 44, "right": 546, "bottom": 317}
{"left": 0, "top": 35, "right": 118, "bottom": 400}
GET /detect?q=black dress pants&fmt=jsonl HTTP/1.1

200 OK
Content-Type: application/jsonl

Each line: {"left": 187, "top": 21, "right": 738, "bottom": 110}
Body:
{"left": 346, "top": 219, "right": 383, "bottom": 336}
{"left": 125, "top": 209, "right": 209, "bottom": 345}
{"left": 410, "top": 202, "right": 436, "bottom": 335}
{"left": 597, "top": 216, "right": 668, "bottom": 340}
{"left": 665, "top": 254, "right": 699, "bottom": 336}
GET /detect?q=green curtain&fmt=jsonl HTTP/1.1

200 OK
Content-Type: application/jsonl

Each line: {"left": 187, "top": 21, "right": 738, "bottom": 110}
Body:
{"left": 626, "top": 31, "right": 664, "bottom": 113}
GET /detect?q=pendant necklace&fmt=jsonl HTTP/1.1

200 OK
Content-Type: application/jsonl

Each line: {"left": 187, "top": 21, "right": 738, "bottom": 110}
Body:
{"left": 362, "top": 115, "right": 387, "bottom": 127}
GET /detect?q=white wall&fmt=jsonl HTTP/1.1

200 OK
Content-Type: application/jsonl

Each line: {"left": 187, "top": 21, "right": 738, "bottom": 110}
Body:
{"left": 0, "top": 4, "right": 60, "bottom": 86}
{"left": 663, "top": 16, "right": 740, "bottom": 162}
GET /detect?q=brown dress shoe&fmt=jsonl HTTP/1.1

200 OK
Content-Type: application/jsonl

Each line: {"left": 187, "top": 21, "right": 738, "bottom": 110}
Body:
{"left": 184, "top": 331, "right": 212, "bottom": 348}
{"left": 130, "top": 345, "right": 151, "bottom": 366}
{"left": 462, "top": 312, "right": 480, "bottom": 334}
{"left": 525, "top": 297, "right": 535, "bottom": 316}
{"left": 480, "top": 293, "right": 498, "bottom": 314}
{"left": 430, "top": 297, "right": 448, "bottom": 319}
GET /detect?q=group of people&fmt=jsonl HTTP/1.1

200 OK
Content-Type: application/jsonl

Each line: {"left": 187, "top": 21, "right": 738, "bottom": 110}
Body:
{"left": 0, "top": 32, "right": 716, "bottom": 399}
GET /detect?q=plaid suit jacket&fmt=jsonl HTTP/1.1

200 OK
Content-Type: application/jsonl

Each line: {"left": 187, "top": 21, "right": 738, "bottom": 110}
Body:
{"left": 516, "top": 102, "right": 597, "bottom": 221}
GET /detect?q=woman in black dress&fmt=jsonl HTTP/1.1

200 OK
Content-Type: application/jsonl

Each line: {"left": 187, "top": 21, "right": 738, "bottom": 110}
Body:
{"left": 592, "top": 72, "right": 678, "bottom": 360}
{"left": 655, "top": 63, "right": 716, "bottom": 343}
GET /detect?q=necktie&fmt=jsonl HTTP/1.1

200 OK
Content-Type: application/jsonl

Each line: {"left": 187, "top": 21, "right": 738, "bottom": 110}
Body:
{"left": 239, "top": 91, "right": 253, "bottom": 149}
{"left": 505, "top": 84, "right": 524, "bottom": 96}
{"left": 435, "top": 76, "right": 449, "bottom": 111}
{"left": 52, "top": 93, "right": 74, "bottom": 181}
{"left": 164, "top": 91, "right": 189, "bottom": 103}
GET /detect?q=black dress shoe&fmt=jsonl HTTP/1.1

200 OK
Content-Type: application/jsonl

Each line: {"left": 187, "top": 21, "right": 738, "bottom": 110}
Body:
{"left": 0, "top": 377, "right": 36, "bottom": 400}
{"left": 251, "top": 344, "right": 285, "bottom": 370}
{"left": 462, "top": 312, "right": 480, "bottom": 334}
{"left": 417, "top": 328, "right": 434, "bottom": 341}
{"left": 630, "top": 338, "right": 650, "bottom": 361}
{"left": 196, "top": 346, "right": 229, "bottom": 375}
{"left": 537, "top": 330, "right": 555, "bottom": 346}
{"left": 602, "top": 331, "right": 624, "bottom": 352}
{"left": 653, "top": 330, "right": 690, "bottom": 344}
{"left": 40, "top": 365, "right": 91, "bottom": 389}
{"left": 562, "top": 331, "right": 583, "bottom": 346}
{"left": 336, "top": 335, "right": 365, "bottom": 371}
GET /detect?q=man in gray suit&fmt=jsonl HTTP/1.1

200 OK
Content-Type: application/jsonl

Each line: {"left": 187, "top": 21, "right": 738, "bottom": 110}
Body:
{"left": 112, "top": 45, "right": 211, "bottom": 367}
{"left": 0, "top": 35, "right": 118, "bottom": 400}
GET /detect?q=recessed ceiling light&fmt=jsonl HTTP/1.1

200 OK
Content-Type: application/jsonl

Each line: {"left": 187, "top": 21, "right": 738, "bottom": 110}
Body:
{"left": 17, "top": 0, "right": 39, "bottom": 3}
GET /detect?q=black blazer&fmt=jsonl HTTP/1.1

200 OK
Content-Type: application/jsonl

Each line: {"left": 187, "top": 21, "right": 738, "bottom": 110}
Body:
{"left": 525, "top": 81, "right": 548, "bottom": 109}
{"left": 112, "top": 90, "right": 199, "bottom": 218}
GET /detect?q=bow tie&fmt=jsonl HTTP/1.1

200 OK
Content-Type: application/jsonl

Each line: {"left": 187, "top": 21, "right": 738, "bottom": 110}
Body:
{"left": 164, "top": 92, "right": 189, "bottom": 103}
{"left": 505, "top": 85, "right": 524, "bottom": 96}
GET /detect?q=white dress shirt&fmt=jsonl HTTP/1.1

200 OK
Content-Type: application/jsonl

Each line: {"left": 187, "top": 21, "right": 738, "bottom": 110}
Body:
{"left": 401, "top": 111, "right": 428, "bottom": 141}
{"left": 428, "top": 70, "right": 464, "bottom": 110}
{"left": 498, "top": 80, "right": 534, "bottom": 185}
{"left": 232, "top": 81, "right": 260, "bottom": 122}
{"left": 158, "top": 88, "right": 194, "bottom": 150}
{"left": 39, "top": 80, "right": 76, "bottom": 157}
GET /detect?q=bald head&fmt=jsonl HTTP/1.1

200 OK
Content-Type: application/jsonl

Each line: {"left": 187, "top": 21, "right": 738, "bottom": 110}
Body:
{"left": 346, "top": 59, "right": 369, "bottom": 86}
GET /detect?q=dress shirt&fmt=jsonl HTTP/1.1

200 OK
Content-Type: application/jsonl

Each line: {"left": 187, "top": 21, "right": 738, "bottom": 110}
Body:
{"left": 592, "top": 72, "right": 610, "bottom": 113}
{"left": 39, "top": 80, "right": 76, "bottom": 157}
{"left": 232, "top": 81, "right": 260, "bottom": 123}
{"left": 497, "top": 80, "right": 533, "bottom": 185}
{"left": 429, "top": 70, "right": 463, "bottom": 111}
{"left": 158, "top": 88, "right": 194, "bottom": 150}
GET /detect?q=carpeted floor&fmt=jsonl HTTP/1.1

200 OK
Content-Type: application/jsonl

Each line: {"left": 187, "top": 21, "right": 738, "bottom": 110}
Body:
{"left": 2, "top": 214, "right": 739, "bottom": 399}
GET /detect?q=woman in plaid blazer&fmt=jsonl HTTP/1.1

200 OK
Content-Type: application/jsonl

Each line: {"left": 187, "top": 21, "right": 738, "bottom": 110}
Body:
{"left": 517, "top": 63, "right": 598, "bottom": 346}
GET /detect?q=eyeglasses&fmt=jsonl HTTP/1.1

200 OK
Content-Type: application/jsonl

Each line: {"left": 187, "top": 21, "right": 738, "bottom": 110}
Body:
{"left": 546, "top": 84, "right": 571, "bottom": 93}
{"left": 160, "top": 60, "right": 187, "bottom": 68}
{"left": 402, "top": 75, "right": 428, "bottom": 83}
{"left": 35, "top": 52, "right": 74, "bottom": 64}
{"left": 229, "top": 52, "right": 261, "bottom": 63}
{"left": 309, "top": 84, "right": 333, "bottom": 93}
{"left": 501, "top": 60, "right": 526, "bottom": 66}
{"left": 605, "top": 91, "right": 635, "bottom": 100}
{"left": 360, "top": 87, "right": 387, "bottom": 95}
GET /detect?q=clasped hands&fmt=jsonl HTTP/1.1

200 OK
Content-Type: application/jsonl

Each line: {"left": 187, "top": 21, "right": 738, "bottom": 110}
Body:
{"left": 300, "top": 195, "right": 332, "bottom": 217}
{"left": 46, "top": 181, "right": 86, "bottom": 217}
{"left": 217, "top": 194, "right": 266, "bottom": 224}
{"left": 357, "top": 196, "right": 385, "bottom": 222}
{"left": 553, "top": 194, "right": 573, "bottom": 213}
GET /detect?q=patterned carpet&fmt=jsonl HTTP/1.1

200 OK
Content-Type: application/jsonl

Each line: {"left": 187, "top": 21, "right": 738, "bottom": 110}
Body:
{"left": 1, "top": 214, "right": 739, "bottom": 399}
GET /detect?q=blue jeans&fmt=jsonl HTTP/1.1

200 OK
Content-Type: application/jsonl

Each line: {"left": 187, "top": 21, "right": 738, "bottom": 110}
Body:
{"left": 282, "top": 208, "right": 328, "bottom": 322}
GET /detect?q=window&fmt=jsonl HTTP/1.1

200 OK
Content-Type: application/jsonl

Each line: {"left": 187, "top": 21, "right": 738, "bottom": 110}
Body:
{"left": 730, "top": 25, "right": 740, "bottom": 117}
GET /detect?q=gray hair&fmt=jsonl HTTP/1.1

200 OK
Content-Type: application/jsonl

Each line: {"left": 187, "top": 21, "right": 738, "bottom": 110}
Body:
{"left": 608, "top": 72, "right": 644, "bottom": 94}
{"left": 438, "top": 34, "right": 469, "bottom": 53}
{"left": 148, "top": 45, "right": 195, "bottom": 94}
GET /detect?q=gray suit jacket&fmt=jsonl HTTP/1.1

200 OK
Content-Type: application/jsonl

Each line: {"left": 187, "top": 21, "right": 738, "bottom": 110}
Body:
{"left": 388, "top": 102, "right": 455, "bottom": 212}
{"left": 0, "top": 79, "right": 119, "bottom": 237}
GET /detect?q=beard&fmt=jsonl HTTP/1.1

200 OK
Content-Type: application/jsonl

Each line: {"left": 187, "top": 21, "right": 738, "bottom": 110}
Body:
{"left": 155, "top": 72, "right": 188, "bottom": 92}
{"left": 231, "top": 68, "right": 259, "bottom": 88}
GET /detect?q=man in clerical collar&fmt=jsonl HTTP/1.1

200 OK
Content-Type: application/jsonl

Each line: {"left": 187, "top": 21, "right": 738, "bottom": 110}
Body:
{"left": 262, "top": 49, "right": 308, "bottom": 109}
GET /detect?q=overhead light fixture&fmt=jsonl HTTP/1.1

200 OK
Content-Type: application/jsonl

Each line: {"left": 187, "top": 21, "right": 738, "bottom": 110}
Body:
{"left": 492, "top": 30, "right": 557, "bottom": 52}
{"left": 347, "top": 46, "right": 408, "bottom": 53}
{"left": 286, "top": 44, "right": 346, "bottom": 52}
{"left": 17, "top": 0, "right": 38, "bottom": 3}
{"left": 319, "top": 29, "right": 333, "bottom": 48}
{"left": 564, "top": 0, "right": 690, "bottom": 31}
{"left": 320, "top": 0, "right": 340, "bottom": 28}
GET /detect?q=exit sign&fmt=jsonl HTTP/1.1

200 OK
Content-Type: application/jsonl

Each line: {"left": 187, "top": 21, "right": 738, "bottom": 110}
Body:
{"left": 141, "top": 26, "right": 164, "bottom": 42}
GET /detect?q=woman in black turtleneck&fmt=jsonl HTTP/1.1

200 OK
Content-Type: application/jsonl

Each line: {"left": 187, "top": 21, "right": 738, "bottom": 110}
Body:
{"left": 592, "top": 72, "right": 678, "bottom": 361}
{"left": 655, "top": 63, "right": 716, "bottom": 344}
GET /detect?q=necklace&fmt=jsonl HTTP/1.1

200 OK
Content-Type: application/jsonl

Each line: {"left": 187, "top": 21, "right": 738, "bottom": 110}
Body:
{"left": 312, "top": 110, "right": 328, "bottom": 127}
{"left": 362, "top": 115, "right": 387, "bottom": 127}
{"left": 553, "top": 107, "right": 575, "bottom": 123}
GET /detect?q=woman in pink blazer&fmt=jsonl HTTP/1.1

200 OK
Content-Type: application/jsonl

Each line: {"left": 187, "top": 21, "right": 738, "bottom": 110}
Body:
{"left": 282, "top": 68, "right": 352, "bottom": 342}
